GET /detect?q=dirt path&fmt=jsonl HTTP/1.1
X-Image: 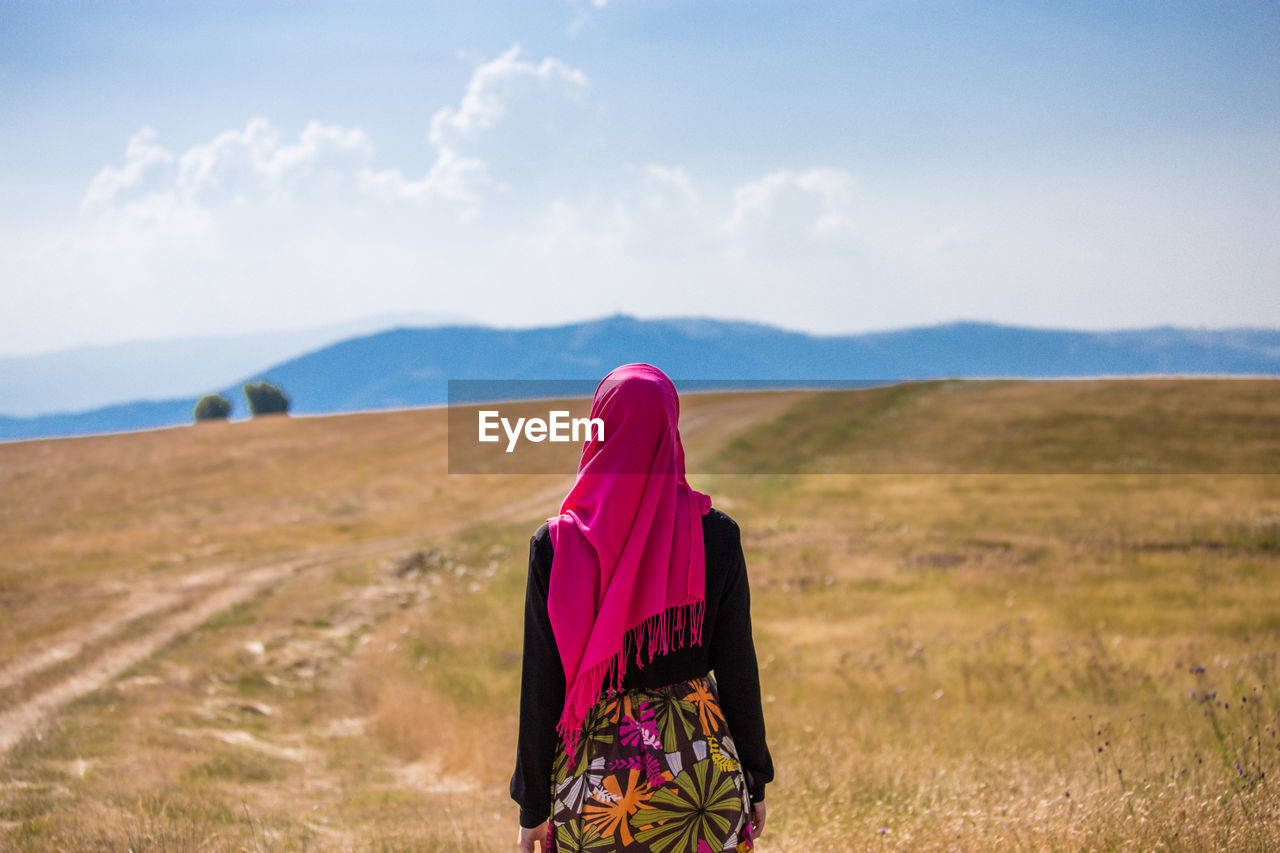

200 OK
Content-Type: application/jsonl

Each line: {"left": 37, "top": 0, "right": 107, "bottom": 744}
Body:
{"left": 0, "top": 536, "right": 420, "bottom": 760}
{"left": 0, "top": 559, "right": 299, "bottom": 695}
{"left": 0, "top": 560, "right": 302, "bottom": 757}
{"left": 0, "top": 480, "right": 572, "bottom": 763}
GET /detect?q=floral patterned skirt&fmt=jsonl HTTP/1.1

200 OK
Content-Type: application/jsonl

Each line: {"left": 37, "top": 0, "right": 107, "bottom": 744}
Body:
{"left": 549, "top": 675, "right": 755, "bottom": 853}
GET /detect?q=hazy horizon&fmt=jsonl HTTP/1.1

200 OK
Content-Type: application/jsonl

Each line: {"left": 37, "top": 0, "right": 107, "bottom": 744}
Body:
{"left": 7, "top": 309, "right": 1280, "bottom": 361}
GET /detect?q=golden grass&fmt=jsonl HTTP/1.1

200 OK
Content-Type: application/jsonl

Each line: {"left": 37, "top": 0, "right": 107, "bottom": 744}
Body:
{"left": 0, "top": 379, "right": 1277, "bottom": 850}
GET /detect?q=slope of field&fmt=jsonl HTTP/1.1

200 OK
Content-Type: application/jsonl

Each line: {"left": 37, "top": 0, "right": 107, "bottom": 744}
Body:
{"left": 0, "top": 379, "right": 1277, "bottom": 851}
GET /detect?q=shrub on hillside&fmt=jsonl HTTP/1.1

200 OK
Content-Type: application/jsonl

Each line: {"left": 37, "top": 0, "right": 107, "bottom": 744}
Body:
{"left": 243, "top": 381, "right": 290, "bottom": 417}
{"left": 193, "top": 394, "right": 232, "bottom": 422}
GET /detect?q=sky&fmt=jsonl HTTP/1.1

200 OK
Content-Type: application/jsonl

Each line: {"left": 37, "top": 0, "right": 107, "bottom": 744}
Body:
{"left": 1, "top": 0, "right": 1277, "bottom": 355}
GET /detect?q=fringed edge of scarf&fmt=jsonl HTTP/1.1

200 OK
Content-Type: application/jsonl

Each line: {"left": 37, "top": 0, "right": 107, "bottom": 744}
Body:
{"left": 556, "top": 597, "right": 705, "bottom": 759}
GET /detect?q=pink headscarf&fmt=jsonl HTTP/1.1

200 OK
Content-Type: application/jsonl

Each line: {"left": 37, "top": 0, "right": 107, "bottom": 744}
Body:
{"left": 548, "top": 364, "right": 712, "bottom": 756}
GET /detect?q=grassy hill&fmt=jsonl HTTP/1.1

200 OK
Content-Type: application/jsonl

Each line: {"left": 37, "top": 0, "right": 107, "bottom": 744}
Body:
{"left": 0, "top": 379, "right": 1277, "bottom": 851}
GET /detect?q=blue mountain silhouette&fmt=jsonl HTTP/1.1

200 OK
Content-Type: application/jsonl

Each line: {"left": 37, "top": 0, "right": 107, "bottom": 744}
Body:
{"left": 2, "top": 316, "right": 1277, "bottom": 441}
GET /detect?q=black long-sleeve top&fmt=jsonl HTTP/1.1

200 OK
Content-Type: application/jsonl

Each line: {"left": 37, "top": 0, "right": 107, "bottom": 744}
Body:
{"left": 510, "top": 507, "right": 774, "bottom": 829}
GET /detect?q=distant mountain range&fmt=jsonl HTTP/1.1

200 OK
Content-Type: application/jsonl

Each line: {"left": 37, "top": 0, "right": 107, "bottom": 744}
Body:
{"left": 0, "top": 311, "right": 465, "bottom": 417}
{"left": 2, "top": 316, "right": 1277, "bottom": 442}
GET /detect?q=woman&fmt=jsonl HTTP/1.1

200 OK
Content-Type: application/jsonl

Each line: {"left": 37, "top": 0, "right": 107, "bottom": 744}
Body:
{"left": 511, "top": 364, "right": 774, "bottom": 852}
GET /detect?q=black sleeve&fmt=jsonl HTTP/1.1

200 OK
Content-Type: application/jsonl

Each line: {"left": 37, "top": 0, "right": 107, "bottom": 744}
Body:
{"left": 509, "top": 526, "right": 565, "bottom": 828}
{"left": 708, "top": 520, "right": 775, "bottom": 803}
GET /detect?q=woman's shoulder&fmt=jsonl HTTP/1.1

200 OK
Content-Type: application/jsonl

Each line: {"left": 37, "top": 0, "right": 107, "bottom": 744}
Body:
{"left": 531, "top": 521, "right": 553, "bottom": 557}
{"left": 527, "top": 522, "right": 554, "bottom": 584}
{"left": 702, "top": 506, "right": 742, "bottom": 543}
{"left": 703, "top": 506, "right": 739, "bottom": 532}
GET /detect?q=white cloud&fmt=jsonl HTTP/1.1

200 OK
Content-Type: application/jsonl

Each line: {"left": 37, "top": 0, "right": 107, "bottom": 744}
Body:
{"left": 521, "top": 161, "right": 867, "bottom": 269}
{"left": 39, "top": 44, "right": 599, "bottom": 352}
{"left": 723, "top": 168, "right": 858, "bottom": 240}
{"left": 20, "top": 133, "right": 1278, "bottom": 356}
{"left": 175, "top": 119, "right": 374, "bottom": 202}
{"left": 428, "top": 44, "right": 588, "bottom": 148}
{"left": 358, "top": 44, "right": 590, "bottom": 211}
{"left": 356, "top": 149, "right": 495, "bottom": 209}
{"left": 83, "top": 118, "right": 379, "bottom": 218}
{"left": 519, "top": 163, "right": 706, "bottom": 261}
{"left": 81, "top": 46, "right": 590, "bottom": 221}
{"left": 81, "top": 127, "right": 174, "bottom": 211}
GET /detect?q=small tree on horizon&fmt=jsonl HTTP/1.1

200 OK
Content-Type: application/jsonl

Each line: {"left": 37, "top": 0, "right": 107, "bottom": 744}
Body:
{"left": 243, "top": 381, "right": 290, "bottom": 417}
{"left": 193, "top": 394, "right": 232, "bottom": 422}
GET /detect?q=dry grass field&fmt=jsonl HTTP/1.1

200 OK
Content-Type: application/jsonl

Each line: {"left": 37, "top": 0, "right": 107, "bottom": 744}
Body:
{"left": 1, "top": 379, "right": 1277, "bottom": 851}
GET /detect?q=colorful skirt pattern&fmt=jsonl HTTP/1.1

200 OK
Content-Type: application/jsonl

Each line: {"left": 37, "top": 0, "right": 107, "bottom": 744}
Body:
{"left": 549, "top": 675, "right": 755, "bottom": 853}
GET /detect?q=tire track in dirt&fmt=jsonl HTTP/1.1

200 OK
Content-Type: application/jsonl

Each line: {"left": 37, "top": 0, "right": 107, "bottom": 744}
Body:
{"left": 0, "top": 483, "right": 570, "bottom": 762}
{"left": 0, "top": 536, "right": 420, "bottom": 760}
{"left": 0, "top": 560, "right": 295, "bottom": 695}
{"left": 0, "top": 559, "right": 301, "bottom": 756}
